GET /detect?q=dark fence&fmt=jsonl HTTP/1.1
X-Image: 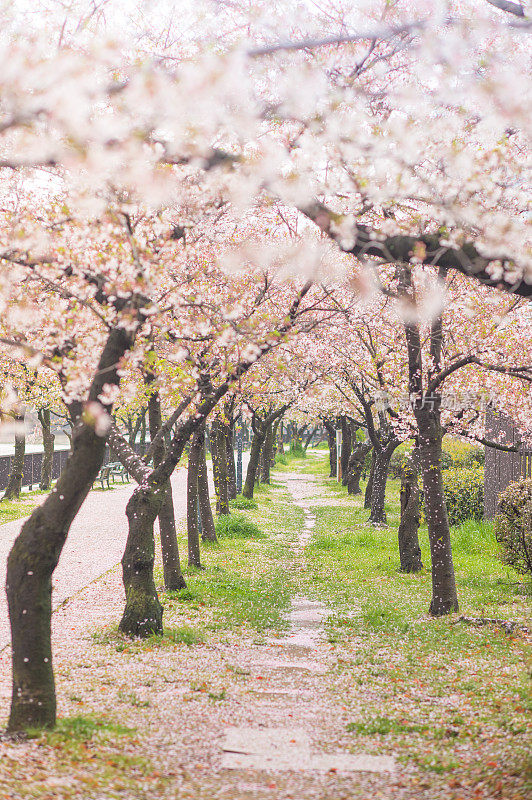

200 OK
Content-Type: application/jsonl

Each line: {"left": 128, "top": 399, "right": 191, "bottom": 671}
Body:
{"left": 484, "top": 409, "right": 532, "bottom": 519}
{"left": 0, "top": 442, "right": 148, "bottom": 493}
{"left": 0, "top": 449, "right": 70, "bottom": 492}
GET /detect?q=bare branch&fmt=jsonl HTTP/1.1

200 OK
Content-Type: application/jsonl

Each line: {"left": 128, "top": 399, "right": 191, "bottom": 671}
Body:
{"left": 248, "top": 21, "right": 424, "bottom": 57}
{"left": 301, "top": 202, "right": 532, "bottom": 298}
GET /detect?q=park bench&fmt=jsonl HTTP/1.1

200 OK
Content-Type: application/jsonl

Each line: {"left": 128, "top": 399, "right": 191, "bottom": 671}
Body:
{"left": 95, "top": 465, "right": 112, "bottom": 489}
{"left": 108, "top": 462, "right": 129, "bottom": 483}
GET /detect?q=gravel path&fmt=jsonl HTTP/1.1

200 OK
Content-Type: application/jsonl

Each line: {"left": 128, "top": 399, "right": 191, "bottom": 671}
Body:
{"left": 0, "top": 452, "right": 250, "bottom": 650}
{"left": 0, "top": 468, "right": 187, "bottom": 649}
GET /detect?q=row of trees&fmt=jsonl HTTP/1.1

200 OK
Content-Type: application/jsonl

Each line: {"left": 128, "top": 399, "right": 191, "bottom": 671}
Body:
{"left": 0, "top": 0, "right": 529, "bottom": 734}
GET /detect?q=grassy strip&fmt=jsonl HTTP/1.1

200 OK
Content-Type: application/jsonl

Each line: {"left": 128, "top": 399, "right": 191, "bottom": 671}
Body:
{"left": 2, "top": 714, "right": 167, "bottom": 800}
{"left": 154, "top": 479, "right": 304, "bottom": 637}
{"left": 296, "top": 451, "right": 531, "bottom": 797}
{"left": 0, "top": 489, "right": 47, "bottom": 525}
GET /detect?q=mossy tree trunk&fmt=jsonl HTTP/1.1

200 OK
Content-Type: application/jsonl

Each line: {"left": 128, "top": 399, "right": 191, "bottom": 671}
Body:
{"left": 4, "top": 414, "right": 26, "bottom": 500}
{"left": 147, "top": 376, "right": 185, "bottom": 591}
{"left": 119, "top": 485, "right": 164, "bottom": 636}
{"left": 112, "top": 424, "right": 190, "bottom": 636}
{"left": 6, "top": 326, "right": 134, "bottom": 732}
{"left": 398, "top": 458, "right": 423, "bottom": 573}
{"left": 187, "top": 429, "right": 203, "bottom": 568}
{"left": 38, "top": 408, "right": 55, "bottom": 491}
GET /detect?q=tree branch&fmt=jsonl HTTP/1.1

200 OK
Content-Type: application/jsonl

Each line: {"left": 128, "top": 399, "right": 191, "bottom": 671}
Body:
{"left": 484, "top": 0, "right": 526, "bottom": 18}
{"left": 300, "top": 202, "right": 532, "bottom": 298}
{"left": 248, "top": 21, "right": 424, "bottom": 57}
{"left": 107, "top": 424, "right": 152, "bottom": 483}
{"left": 475, "top": 436, "right": 520, "bottom": 452}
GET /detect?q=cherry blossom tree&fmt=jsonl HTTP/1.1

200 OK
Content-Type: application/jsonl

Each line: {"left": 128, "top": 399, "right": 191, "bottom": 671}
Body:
{"left": 0, "top": 0, "right": 529, "bottom": 735}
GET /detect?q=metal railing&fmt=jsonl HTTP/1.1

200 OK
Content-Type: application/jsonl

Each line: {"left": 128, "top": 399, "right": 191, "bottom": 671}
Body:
{"left": 0, "top": 442, "right": 149, "bottom": 492}
{"left": 0, "top": 450, "right": 70, "bottom": 492}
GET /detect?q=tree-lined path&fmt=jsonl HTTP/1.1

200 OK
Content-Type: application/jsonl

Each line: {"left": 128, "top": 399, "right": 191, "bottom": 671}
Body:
{"left": 0, "top": 451, "right": 528, "bottom": 800}
{"left": 0, "top": 2, "right": 530, "bottom": 797}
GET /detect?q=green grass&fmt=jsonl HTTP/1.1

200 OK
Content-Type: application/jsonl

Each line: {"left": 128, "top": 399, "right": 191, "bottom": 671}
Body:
{"left": 34, "top": 715, "right": 136, "bottom": 743}
{"left": 91, "top": 624, "right": 204, "bottom": 652}
{"left": 215, "top": 511, "right": 264, "bottom": 539}
{"left": 0, "top": 489, "right": 47, "bottom": 524}
{"left": 230, "top": 494, "right": 258, "bottom": 510}
{"left": 346, "top": 716, "right": 429, "bottom": 736}
{"left": 155, "top": 482, "right": 303, "bottom": 634}
{"left": 13, "top": 714, "right": 164, "bottom": 797}
{"left": 274, "top": 450, "right": 309, "bottom": 471}
{"left": 297, "top": 453, "right": 530, "bottom": 796}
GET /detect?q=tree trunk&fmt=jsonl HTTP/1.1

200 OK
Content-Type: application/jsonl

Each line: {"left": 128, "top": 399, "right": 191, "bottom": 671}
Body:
{"left": 416, "top": 407, "right": 459, "bottom": 615}
{"left": 147, "top": 386, "right": 185, "bottom": 591}
{"left": 324, "top": 420, "right": 337, "bottom": 477}
{"left": 6, "top": 326, "right": 133, "bottom": 731}
{"left": 139, "top": 412, "right": 147, "bottom": 456}
{"left": 187, "top": 429, "right": 203, "bottom": 568}
{"left": 398, "top": 459, "right": 423, "bottom": 573}
{"left": 4, "top": 414, "right": 26, "bottom": 500}
{"left": 278, "top": 421, "right": 285, "bottom": 455}
{"left": 119, "top": 485, "right": 163, "bottom": 636}
{"left": 215, "top": 419, "right": 229, "bottom": 515}
{"left": 260, "top": 424, "right": 274, "bottom": 483}
{"left": 128, "top": 408, "right": 146, "bottom": 448}
{"left": 7, "top": 425, "right": 105, "bottom": 730}
{"left": 210, "top": 421, "right": 221, "bottom": 502}
{"left": 38, "top": 409, "right": 55, "bottom": 492}
{"left": 197, "top": 427, "right": 217, "bottom": 542}
{"left": 369, "top": 440, "right": 398, "bottom": 525}
{"left": 226, "top": 421, "right": 237, "bottom": 500}
{"left": 340, "top": 417, "right": 352, "bottom": 485}
{"left": 243, "top": 427, "right": 265, "bottom": 499}
{"left": 270, "top": 419, "right": 280, "bottom": 466}
{"left": 347, "top": 442, "right": 371, "bottom": 495}
{"left": 303, "top": 425, "right": 318, "bottom": 450}
{"left": 158, "top": 484, "right": 186, "bottom": 590}
{"left": 364, "top": 451, "right": 375, "bottom": 508}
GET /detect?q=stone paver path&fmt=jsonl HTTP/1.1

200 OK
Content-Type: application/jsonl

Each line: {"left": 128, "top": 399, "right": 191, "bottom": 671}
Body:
{"left": 219, "top": 472, "right": 395, "bottom": 777}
